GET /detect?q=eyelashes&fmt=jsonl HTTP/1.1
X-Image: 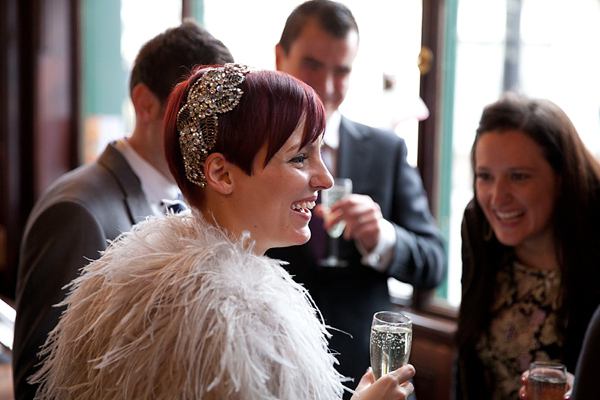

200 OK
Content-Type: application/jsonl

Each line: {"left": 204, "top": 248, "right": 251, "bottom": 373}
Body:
{"left": 289, "top": 154, "right": 309, "bottom": 164}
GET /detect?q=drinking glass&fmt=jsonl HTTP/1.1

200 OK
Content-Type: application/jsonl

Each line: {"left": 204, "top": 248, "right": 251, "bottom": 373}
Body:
{"left": 370, "top": 311, "right": 412, "bottom": 381}
{"left": 319, "top": 178, "right": 352, "bottom": 267}
{"left": 526, "top": 361, "right": 567, "bottom": 400}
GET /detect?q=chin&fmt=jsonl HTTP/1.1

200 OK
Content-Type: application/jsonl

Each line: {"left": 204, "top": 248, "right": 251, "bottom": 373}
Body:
{"left": 300, "top": 227, "right": 313, "bottom": 244}
{"left": 279, "top": 230, "right": 311, "bottom": 248}
{"left": 494, "top": 234, "right": 523, "bottom": 247}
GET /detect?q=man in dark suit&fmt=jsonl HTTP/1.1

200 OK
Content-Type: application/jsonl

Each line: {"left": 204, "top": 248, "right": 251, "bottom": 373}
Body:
{"left": 12, "top": 21, "right": 233, "bottom": 400}
{"left": 268, "top": 0, "right": 446, "bottom": 394}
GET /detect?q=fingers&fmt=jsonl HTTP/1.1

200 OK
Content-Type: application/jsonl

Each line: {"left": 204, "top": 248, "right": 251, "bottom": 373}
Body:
{"left": 520, "top": 370, "right": 572, "bottom": 400}
{"left": 343, "top": 218, "right": 379, "bottom": 245}
{"left": 519, "top": 371, "right": 528, "bottom": 399}
{"left": 392, "top": 365, "right": 416, "bottom": 399}
{"left": 521, "top": 370, "right": 529, "bottom": 386}
{"left": 374, "top": 365, "right": 416, "bottom": 390}
{"left": 387, "top": 364, "right": 416, "bottom": 383}
{"left": 565, "top": 371, "right": 574, "bottom": 398}
{"left": 352, "top": 365, "right": 416, "bottom": 400}
{"left": 373, "top": 365, "right": 416, "bottom": 399}
{"left": 347, "top": 212, "right": 379, "bottom": 236}
{"left": 313, "top": 204, "right": 326, "bottom": 218}
{"left": 519, "top": 385, "right": 527, "bottom": 399}
{"left": 400, "top": 381, "right": 414, "bottom": 397}
{"left": 327, "top": 194, "right": 382, "bottom": 240}
{"left": 354, "top": 367, "right": 375, "bottom": 393}
{"left": 329, "top": 194, "right": 378, "bottom": 219}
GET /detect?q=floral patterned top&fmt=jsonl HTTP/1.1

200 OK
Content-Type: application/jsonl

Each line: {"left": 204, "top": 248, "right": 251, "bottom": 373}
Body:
{"left": 476, "top": 261, "right": 564, "bottom": 400}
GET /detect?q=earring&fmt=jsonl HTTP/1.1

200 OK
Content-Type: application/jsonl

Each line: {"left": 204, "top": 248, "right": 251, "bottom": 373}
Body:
{"left": 483, "top": 220, "right": 494, "bottom": 241}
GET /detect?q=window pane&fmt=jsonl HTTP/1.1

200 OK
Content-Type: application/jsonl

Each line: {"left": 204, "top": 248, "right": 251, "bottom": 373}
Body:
{"left": 82, "top": 0, "right": 181, "bottom": 162}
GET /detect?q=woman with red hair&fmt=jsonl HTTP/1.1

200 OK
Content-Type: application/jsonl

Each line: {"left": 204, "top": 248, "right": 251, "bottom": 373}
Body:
{"left": 31, "top": 64, "right": 415, "bottom": 400}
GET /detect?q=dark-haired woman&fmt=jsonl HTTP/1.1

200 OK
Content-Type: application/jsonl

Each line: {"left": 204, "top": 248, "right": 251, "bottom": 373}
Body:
{"left": 456, "top": 93, "right": 600, "bottom": 400}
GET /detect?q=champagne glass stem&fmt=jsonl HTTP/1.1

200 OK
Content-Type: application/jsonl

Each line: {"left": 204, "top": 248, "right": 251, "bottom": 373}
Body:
{"left": 330, "top": 237, "right": 339, "bottom": 261}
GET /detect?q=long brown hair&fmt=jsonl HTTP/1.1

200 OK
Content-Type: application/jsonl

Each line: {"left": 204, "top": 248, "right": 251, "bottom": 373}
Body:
{"left": 471, "top": 92, "right": 600, "bottom": 302}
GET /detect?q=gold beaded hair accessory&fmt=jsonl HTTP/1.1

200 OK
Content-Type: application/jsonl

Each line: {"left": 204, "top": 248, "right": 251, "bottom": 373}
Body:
{"left": 177, "top": 63, "right": 250, "bottom": 187}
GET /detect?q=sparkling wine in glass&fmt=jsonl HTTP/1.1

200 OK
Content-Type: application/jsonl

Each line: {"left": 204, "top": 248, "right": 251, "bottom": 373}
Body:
{"left": 319, "top": 178, "right": 352, "bottom": 267}
{"left": 370, "top": 311, "right": 412, "bottom": 381}
{"left": 527, "top": 361, "right": 567, "bottom": 400}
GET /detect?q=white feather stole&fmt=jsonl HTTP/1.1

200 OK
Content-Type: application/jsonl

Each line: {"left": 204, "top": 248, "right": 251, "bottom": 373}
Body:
{"left": 31, "top": 211, "right": 348, "bottom": 399}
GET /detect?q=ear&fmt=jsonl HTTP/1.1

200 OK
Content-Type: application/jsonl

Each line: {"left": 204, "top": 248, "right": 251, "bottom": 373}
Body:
{"left": 131, "top": 83, "right": 162, "bottom": 123}
{"left": 275, "top": 43, "right": 285, "bottom": 71}
{"left": 205, "top": 153, "right": 233, "bottom": 195}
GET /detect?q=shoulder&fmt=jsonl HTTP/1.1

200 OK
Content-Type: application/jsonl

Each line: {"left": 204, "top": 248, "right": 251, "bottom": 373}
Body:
{"left": 339, "top": 116, "right": 408, "bottom": 162}
{"left": 27, "top": 147, "right": 141, "bottom": 223}
{"left": 37, "top": 213, "right": 344, "bottom": 399}
{"left": 34, "top": 163, "right": 117, "bottom": 209}
{"left": 340, "top": 116, "right": 405, "bottom": 145}
{"left": 21, "top": 168, "right": 123, "bottom": 250}
{"left": 21, "top": 162, "right": 114, "bottom": 240}
{"left": 81, "top": 213, "right": 288, "bottom": 294}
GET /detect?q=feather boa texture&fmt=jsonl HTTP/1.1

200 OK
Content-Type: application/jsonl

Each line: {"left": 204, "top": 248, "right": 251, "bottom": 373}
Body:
{"left": 31, "top": 211, "right": 348, "bottom": 399}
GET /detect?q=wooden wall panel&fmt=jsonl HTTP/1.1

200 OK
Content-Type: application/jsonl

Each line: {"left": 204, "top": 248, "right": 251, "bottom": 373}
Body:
{"left": 403, "top": 310, "right": 457, "bottom": 400}
{"left": 33, "top": 0, "right": 80, "bottom": 197}
{"left": 0, "top": 0, "right": 79, "bottom": 300}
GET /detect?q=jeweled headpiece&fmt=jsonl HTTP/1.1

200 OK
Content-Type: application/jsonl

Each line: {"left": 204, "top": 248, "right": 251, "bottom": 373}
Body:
{"left": 177, "top": 63, "right": 250, "bottom": 187}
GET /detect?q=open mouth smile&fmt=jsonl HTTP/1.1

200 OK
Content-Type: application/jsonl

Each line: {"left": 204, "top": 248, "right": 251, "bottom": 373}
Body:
{"left": 495, "top": 210, "right": 524, "bottom": 220}
{"left": 291, "top": 201, "right": 316, "bottom": 214}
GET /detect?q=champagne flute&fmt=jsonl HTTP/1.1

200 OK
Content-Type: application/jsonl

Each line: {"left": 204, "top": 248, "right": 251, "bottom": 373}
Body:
{"left": 526, "top": 361, "right": 567, "bottom": 400}
{"left": 370, "top": 311, "right": 412, "bottom": 381}
{"left": 319, "top": 178, "right": 352, "bottom": 267}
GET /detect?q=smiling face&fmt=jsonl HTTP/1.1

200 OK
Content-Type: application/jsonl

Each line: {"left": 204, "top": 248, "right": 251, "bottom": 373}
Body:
{"left": 227, "top": 118, "right": 333, "bottom": 254}
{"left": 276, "top": 19, "right": 358, "bottom": 120}
{"left": 474, "top": 130, "right": 562, "bottom": 254}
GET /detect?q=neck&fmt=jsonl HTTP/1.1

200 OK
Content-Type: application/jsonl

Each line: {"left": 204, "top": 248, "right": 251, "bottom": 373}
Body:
{"left": 199, "top": 201, "right": 266, "bottom": 256}
{"left": 127, "top": 126, "right": 174, "bottom": 183}
{"left": 514, "top": 237, "right": 560, "bottom": 271}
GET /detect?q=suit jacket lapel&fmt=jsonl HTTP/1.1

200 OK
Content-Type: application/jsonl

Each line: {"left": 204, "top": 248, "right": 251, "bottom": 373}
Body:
{"left": 338, "top": 116, "right": 373, "bottom": 188}
{"left": 98, "top": 143, "right": 154, "bottom": 224}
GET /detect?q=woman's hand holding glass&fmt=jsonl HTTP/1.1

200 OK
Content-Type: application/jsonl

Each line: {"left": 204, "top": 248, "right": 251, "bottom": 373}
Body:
{"left": 350, "top": 365, "right": 415, "bottom": 400}
{"left": 370, "top": 311, "right": 412, "bottom": 382}
{"left": 519, "top": 363, "right": 574, "bottom": 400}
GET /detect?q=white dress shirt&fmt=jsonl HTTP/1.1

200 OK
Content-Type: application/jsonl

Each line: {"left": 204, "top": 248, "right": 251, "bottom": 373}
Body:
{"left": 323, "top": 112, "right": 396, "bottom": 272}
{"left": 115, "top": 139, "right": 181, "bottom": 216}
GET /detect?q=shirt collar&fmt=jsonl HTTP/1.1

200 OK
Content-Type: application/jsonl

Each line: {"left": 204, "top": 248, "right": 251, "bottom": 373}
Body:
{"left": 324, "top": 110, "right": 341, "bottom": 149}
{"left": 115, "top": 139, "right": 181, "bottom": 214}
